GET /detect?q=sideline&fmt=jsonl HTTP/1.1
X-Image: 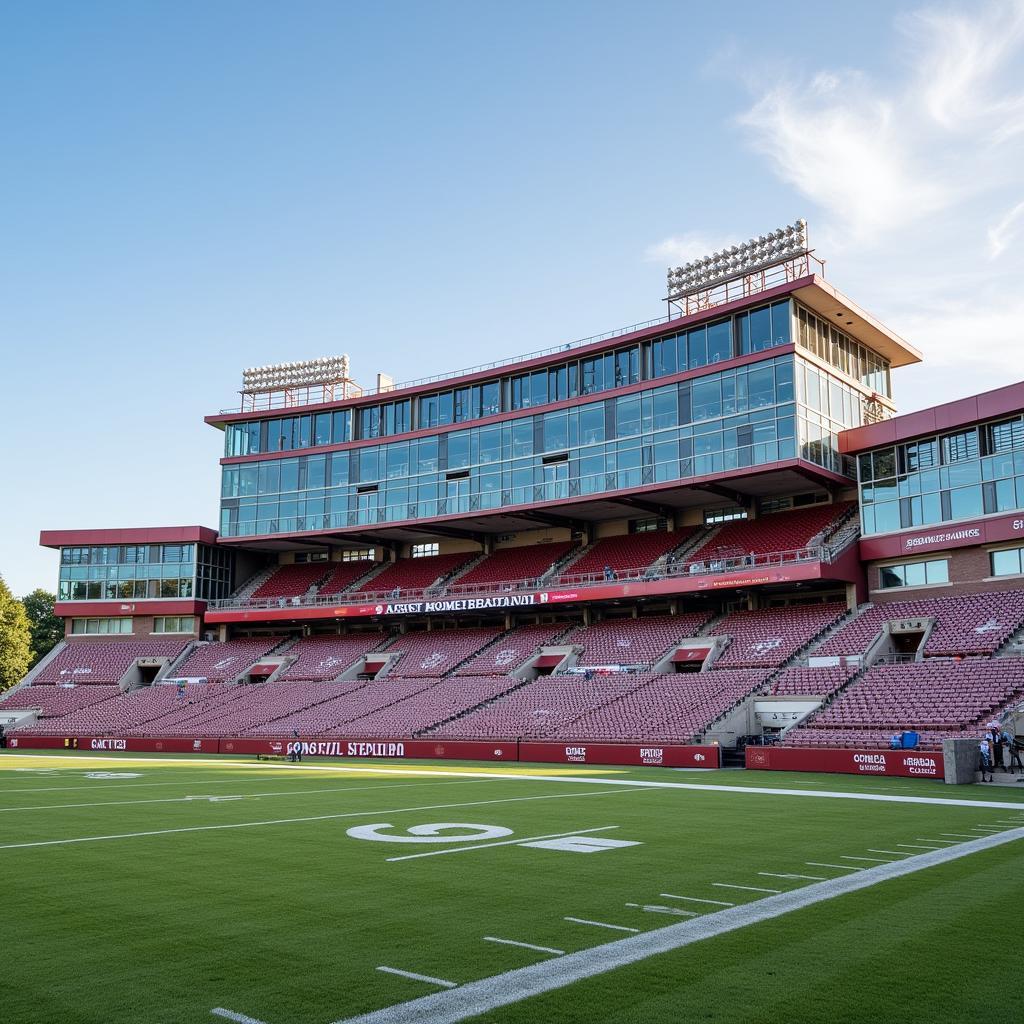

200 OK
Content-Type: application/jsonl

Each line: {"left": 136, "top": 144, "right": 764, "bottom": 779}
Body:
{"left": 3, "top": 753, "right": 1023, "bottom": 810}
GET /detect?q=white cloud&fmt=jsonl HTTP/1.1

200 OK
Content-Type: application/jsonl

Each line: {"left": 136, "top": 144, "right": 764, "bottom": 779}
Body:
{"left": 987, "top": 198, "right": 1024, "bottom": 256}
{"left": 736, "top": 73, "right": 951, "bottom": 244}
{"left": 647, "top": 1, "right": 1024, "bottom": 414}
{"left": 904, "top": 1, "right": 1024, "bottom": 134}
{"left": 644, "top": 232, "right": 735, "bottom": 265}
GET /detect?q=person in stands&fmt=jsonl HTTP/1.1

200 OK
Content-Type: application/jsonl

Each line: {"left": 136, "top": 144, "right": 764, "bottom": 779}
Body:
{"left": 603, "top": 565, "right": 616, "bottom": 581}
{"left": 978, "top": 735, "right": 994, "bottom": 783}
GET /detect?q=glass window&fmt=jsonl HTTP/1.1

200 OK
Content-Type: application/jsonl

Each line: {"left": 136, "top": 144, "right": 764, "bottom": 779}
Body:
{"left": 481, "top": 380, "right": 500, "bottom": 417}
{"left": 707, "top": 320, "right": 731, "bottom": 363}
{"left": 770, "top": 301, "right": 792, "bottom": 346}
{"left": 542, "top": 412, "right": 568, "bottom": 452}
{"left": 691, "top": 378, "right": 721, "bottom": 421}
{"left": 652, "top": 336, "right": 677, "bottom": 378}
{"left": 686, "top": 327, "right": 707, "bottom": 369}
{"left": 578, "top": 404, "right": 604, "bottom": 445}
{"left": 615, "top": 396, "right": 641, "bottom": 438}
{"left": 879, "top": 558, "right": 948, "bottom": 589}
{"left": 447, "top": 431, "right": 471, "bottom": 469}
{"left": 992, "top": 548, "right": 1024, "bottom": 577}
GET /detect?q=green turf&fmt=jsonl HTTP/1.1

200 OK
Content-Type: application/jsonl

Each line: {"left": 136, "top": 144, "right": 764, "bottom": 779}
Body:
{"left": 3, "top": 751, "right": 1023, "bottom": 1024}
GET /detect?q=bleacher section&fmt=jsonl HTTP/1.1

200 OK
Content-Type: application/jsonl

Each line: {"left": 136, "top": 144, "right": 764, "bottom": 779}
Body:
{"left": 711, "top": 603, "right": 847, "bottom": 668}
{"left": 567, "top": 613, "right": 710, "bottom": 667}
{"left": 343, "top": 676, "right": 524, "bottom": 737}
{"left": 558, "top": 530, "right": 687, "bottom": 582}
{"left": 769, "top": 665, "right": 856, "bottom": 697}
{"left": 455, "top": 623, "right": 570, "bottom": 675}
{"left": 278, "top": 634, "right": 385, "bottom": 681}
{"left": 455, "top": 542, "right": 574, "bottom": 588}
{"left": 431, "top": 672, "right": 654, "bottom": 739}
{"left": 385, "top": 627, "right": 504, "bottom": 677}
{"left": 143, "top": 682, "right": 356, "bottom": 737}
{"left": 431, "top": 668, "right": 768, "bottom": 742}
{"left": 250, "top": 563, "right": 331, "bottom": 600}
{"left": 353, "top": 552, "right": 475, "bottom": 595}
{"left": 35, "top": 639, "right": 190, "bottom": 685}
{"left": 249, "top": 678, "right": 435, "bottom": 736}
{"left": 545, "top": 670, "right": 769, "bottom": 743}
{"left": 171, "top": 637, "right": 283, "bottom": 682}
{"left": 14, "top": 682, "right": 235, "bottom": 737}
{"left": 787, "top": 659, "right": 1024, "bottom": 749}
{"left": 317, "top": 560, "right": 376, "bottom": 596}
{"left": 689, "top": 504, "right": 850, "bottom": 561}
{"left": 816, "top": 591, "right": 1024, "bottom": 657}
{"left": 0, "top": 684, "right": 122, "bottom": 719}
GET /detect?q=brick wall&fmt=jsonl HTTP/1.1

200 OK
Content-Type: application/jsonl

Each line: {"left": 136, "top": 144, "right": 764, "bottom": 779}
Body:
{"left": 868, "top": 543, "right": 1024, "bottom": 602}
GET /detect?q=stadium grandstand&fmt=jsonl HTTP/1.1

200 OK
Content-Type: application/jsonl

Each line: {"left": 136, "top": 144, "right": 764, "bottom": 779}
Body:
{"left": 6, "top": 219, "right": 1024, "bottom": 781}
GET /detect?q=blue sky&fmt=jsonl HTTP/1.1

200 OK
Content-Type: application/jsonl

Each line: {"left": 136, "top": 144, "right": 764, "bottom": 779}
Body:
{"left": 3, "top": 0, "right": 1024, "bottom": 596}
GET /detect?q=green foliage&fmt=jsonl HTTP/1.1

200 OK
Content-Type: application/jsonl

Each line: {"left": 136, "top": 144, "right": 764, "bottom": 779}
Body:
{"left": 0, "top": 575, "right": 31, "bottom": 691}
{"left": 21, "top": 588, "right": 63, "bottom": 668}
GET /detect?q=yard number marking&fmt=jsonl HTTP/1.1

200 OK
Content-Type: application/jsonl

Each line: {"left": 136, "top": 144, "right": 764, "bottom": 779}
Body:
{"left": 347, "top": 823, "right": 513, "bottom": 844}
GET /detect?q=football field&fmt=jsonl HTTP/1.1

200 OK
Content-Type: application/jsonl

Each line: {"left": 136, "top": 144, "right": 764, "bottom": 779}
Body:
{"left": 4, "top": 750, "right": 1023, "bottom": 1024}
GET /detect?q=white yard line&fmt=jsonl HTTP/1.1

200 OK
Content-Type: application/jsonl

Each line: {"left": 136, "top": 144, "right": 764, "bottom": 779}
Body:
{"left": 564, "top": 917, "right": 640, "bottom": 933}
{"left": 385, "top": 825, "right": 624, "bottom": 862}
{"left": 840, "top": 856, "right": 894, "bottom": 863}
{"left": 211, "top": 1008, "right": 270, "bottom": 1024}
{"left": 331, "top": 826, "right": 1024, "bottom": 1024}
{"left": 483, "top": 937, "right": 565, "bottom": 955}
{"left": 913, "top": 839, "right": 960, "bottom": 844}
{"left": 758, "top": 872, "right": 827, "bottom": 881}
{"left": 0, "top": 788, "right": 637, "bottom": 852}
{"left": 659, "top": 894, "right": 735, "bottom": 906}
{"left": 805, "top": 862, "right": 862, "bottom": 871}
{"left": 0, "top": 778, "right": 494, "bottom": 813}
{"left": 867, "top": 849, "right": 913, "bottom": 856}
{"left": 896, "top": 843, "right": 943, "bottom": 850}
{"left": 624, "top": 903, "right": 697, "bottom": 917}
{"left": 5, "top": 753, "right": 1024, "bottom": 809}
{"left": 712, "top": 883, "right": 781, "bottom": 894}
{"left": 939, "top": 833, "right": 979, "bottom": 838}
{"left": 376, "top": 967, "right": 457, "bottom": 989}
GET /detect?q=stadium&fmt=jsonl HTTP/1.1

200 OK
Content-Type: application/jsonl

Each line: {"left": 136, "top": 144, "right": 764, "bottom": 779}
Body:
{"left": 4, "top": 223, "right": 1024, "bottom": 1023}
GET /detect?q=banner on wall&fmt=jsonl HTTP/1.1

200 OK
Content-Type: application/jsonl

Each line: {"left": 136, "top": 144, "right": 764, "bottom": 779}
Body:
{"left": 745, "top": 745, "right": 943, "bottom": 778}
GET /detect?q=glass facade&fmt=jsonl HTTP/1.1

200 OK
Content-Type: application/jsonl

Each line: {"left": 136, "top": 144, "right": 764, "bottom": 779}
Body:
{"left": 991, "top": 547, "right": 1024, "bottom": 577}
{"left": 795, "top": 304, "right": 891, "bottom": 397}
{"left": 224, "top": 300, "right": 799, "bottom": 459}
{"left": 71, "top": 617, "right": 133, "bottom": 635}
{"left": 858, "top": 415, "right": 1024, "bottom": 536}
{"left": 153, "top": 615, "right": 197, "bottom": 633}
{"left": 220, "top": 353, "right": 863, "bottom": 539}
{"left": 878, "top": 558, "right": 949, "bottom": 589}
{"left": 58, "top": 543, "right": 233, "bottom": 602}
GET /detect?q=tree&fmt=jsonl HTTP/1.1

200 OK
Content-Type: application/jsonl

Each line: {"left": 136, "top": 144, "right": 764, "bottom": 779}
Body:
{"left": 22, "top": 588, "right": 63, "bottom": 668}
{"left": 0, "top": 576, "right": 31, "bottom": 692}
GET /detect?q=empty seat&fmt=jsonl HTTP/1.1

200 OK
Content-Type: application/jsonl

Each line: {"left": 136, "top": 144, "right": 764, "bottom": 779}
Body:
{"left": 354, "top": 553, "right": 476, "bottom": 595}
{"left": 171, "top": 637, "right": 283, "bottom": 682}
{"left": 566, "top": 613, "right": 711, "bottom": 667}
{"left": 557, "top": 531, "right": 689, "bottom": 583}
{"left": 711, "top": 604, "right": 846, "bottom": 668}
{"left": 34, "top": 639, "right": 189, "bottom": 685}
{"left": 455, "top": 542, "right": 574, "bottom": 588}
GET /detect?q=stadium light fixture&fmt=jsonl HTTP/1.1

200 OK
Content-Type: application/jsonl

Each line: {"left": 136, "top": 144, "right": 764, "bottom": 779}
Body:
{"left": 666, "top": 219, "right": 809, "bottom": 301}
{"left": 242, "top": 354, "right": 352, "bottom": 393}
